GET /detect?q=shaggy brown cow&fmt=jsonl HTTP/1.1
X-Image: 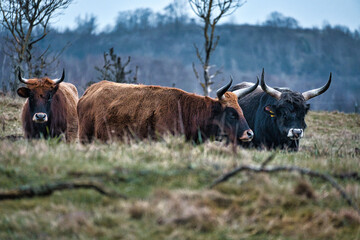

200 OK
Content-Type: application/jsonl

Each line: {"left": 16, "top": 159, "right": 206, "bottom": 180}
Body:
{"left": 17, "top": 70, "right": 78, "bottom": 141}
{"left": 77, "top": 79, "right": 258, "bottom": 143}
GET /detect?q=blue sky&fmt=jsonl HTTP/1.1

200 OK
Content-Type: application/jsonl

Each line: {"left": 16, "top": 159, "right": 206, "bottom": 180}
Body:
{"left": 52, "top": 0, "right": 360, "bottom": 31}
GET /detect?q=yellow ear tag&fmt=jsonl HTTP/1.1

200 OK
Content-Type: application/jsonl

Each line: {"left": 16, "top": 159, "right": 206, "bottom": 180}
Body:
{"left": 269, "top": 110, "right": 275, "bottom": 118}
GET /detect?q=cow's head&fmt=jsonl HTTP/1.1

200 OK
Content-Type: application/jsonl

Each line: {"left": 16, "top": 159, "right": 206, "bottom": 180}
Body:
{"left": 260, "top": 69, "right": 331, "bottom": 141}
{"left": 17, "top": 70, "right": 65, "bottom": 124}
{"left": 215, "top": 77, "right": 259, "bottom": 143}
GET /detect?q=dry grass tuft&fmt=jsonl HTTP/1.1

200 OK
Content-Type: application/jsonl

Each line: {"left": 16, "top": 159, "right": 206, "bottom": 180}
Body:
{"left": 128, "top": 201, "right": 149, "bottom": 219}
{"left": 56, "top": 211, "right": 91, "bottom": 233}
{"left": 0, "top": 96, "right": 23, "bottom": 137}
{"left": 297, "top": 209, "right": 358, "bottom": 238}
{"left": 294, "top": 179, "right": 316, "bottom": 199}
{"left": 151, "top": 190, "right": 218, "bottom": 232}
{"left": 338, "top": 209, "right": 360, "bottom": 226}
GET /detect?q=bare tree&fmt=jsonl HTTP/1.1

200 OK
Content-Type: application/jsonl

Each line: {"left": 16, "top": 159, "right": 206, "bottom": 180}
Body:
{"left": 189, "top": 0, "right": 244, "bottom": 96}
{"left": 0, "top": 0, "right": 72, "bottom": 91}
{"left": 95, "top": 47, "right": 138, "bottom": 84}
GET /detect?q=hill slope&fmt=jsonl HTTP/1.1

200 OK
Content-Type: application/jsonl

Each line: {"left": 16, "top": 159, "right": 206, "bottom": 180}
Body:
{"left": 1, "top": 22, "right": 359, "bottom": 112}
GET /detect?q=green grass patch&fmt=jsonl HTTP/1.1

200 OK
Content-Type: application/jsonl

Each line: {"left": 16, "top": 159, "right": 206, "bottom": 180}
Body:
{"left": 0, "top": 96, "right": 359, "bottom": 239}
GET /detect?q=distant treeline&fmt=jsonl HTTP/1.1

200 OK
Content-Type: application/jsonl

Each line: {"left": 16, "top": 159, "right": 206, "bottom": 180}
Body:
{"left": 1, "top": 8, "right": 359, "bottom": 112}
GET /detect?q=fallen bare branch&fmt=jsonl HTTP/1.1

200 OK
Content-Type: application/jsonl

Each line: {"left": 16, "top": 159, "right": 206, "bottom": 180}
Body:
{"left": 210, "top": 164, "right": 360, "bottom": 215}
{"left": 333, "top": 172, "right": 360, "bottom": 181}
{"left": 0, "top": 180, "right": 127, "bottom": 201}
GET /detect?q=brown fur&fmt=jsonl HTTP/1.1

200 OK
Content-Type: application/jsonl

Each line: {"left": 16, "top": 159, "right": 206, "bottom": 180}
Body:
{"left": 78, "top": 81, "right": 250, "bottom": 143}
{"left": 19, "top": 77, "right": 78, "bottom": 141}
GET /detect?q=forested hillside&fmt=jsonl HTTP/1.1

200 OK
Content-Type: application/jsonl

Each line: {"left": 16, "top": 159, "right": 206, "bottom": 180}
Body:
{"left": 1, "top": 9, "right": 359, "bottom": 112}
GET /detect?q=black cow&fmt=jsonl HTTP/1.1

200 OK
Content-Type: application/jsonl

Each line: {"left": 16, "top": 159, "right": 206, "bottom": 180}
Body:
{"left": 230, "top": 69, "right": 331, "bottom": 151}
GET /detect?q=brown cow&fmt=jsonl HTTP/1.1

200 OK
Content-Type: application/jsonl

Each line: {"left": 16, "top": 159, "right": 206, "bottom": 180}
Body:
{"left": 77, "top": 79, "right": 258, "bottom": 143}
{"left": 16, "top": 70, "right": 78, "bottom": 141}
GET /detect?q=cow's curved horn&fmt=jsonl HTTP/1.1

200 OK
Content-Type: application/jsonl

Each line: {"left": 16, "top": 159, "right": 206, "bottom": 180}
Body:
{"left": 216, "top": 78, "right": 233, "bottom": 100}
{"left": 302, "top": 73, "right": 332, "bottom": 101}
{"left": 232, "top": 76, "right": 259, "bottom": 99}
{"left": 260, "top": 68, "right": 281, "bottom": 100}
{"left": 18, "top": 69, "right": 29, "bottom": 84}
{"left": 53, "top": 69, "right": 65, "bottom": 84}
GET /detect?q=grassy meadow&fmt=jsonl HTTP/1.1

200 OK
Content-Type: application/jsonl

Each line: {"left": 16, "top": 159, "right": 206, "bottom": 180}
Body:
{"left": 0, "top": 95, "right": 359, "bottom": 240}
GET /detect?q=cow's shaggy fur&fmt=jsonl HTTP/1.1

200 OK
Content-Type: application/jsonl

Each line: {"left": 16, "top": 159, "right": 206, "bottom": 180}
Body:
{"left": 18, "top": 77, "right": 78, "bottom": 141}
{"left": 77, "top": 81, "right": 251, "bottom": 143}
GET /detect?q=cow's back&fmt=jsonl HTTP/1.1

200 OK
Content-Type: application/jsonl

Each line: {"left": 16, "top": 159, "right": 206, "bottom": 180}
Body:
{"left": 78, "top": 81, "right": 204, "bottom": 142}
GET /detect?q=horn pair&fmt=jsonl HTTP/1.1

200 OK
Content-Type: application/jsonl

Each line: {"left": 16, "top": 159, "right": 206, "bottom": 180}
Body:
{"left": 217, "top": 77, "right": 259, "bottom": 100}
{"left": 18, "top": 69, "right": 65, "bottom": 85}
{"left": 260, "top": 68, "right": 332, "bottom": 101}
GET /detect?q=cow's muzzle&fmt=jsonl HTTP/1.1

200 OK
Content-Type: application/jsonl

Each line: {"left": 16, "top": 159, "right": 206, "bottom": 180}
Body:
{"left": 287, "top": 128, "right": 304, "bottom": 140}
{"left": 239, "top": 129, "right": 254, "bottom": 142}
{"left": 32, "top": 112, "right": 48, "bottom": 123}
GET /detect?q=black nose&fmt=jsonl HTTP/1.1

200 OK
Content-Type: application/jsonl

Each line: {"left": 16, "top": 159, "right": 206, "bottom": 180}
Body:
{"left": 292, "top": 129, "right": 303, "bottom": 138}
{"left": 239, "top": 129, "right": 254, "bottom": 142}
{"left": 34, "top": 113, "right": 47, "bottom": 122}
{"left": 247, "top": 130, "right": 254, "bottom": 139}
{"left": 35, "top": 113, "right": 46, "bottom": 120}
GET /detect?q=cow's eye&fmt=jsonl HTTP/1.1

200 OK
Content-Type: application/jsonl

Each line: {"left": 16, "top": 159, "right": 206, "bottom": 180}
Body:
{"left": 229, "top": 112, "right": 237, "bottom": 120}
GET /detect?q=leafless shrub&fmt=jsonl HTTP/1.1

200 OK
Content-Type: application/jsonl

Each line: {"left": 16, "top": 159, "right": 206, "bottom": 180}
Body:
{"left": 94, "top": 47, "right": 138, "bottom": 84}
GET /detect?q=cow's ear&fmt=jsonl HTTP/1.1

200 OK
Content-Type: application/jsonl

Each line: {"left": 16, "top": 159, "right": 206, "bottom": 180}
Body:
{"left": 17, "top": 87, "right": 30, "bottom": 98}
{"left": 305, "top": 103, "right": 310, "bottom": 113}
{"left": 264, "top": 105, "right": 276, "bottom": 117}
